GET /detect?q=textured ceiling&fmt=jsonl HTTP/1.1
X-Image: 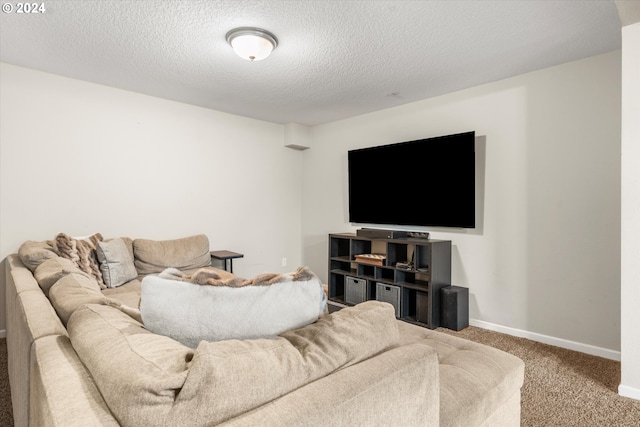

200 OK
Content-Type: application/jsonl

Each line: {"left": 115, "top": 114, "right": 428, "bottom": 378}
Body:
{"left": 0, "top": 0, "right": 625, "bottom": 126}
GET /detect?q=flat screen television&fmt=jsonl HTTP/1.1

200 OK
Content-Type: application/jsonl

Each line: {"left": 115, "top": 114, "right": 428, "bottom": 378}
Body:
{"left": 348, "top": 131, "right": 475, "bottom": 228}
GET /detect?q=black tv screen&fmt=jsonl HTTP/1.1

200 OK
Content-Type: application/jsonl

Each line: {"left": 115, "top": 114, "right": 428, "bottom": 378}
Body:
{"left": 348, "top": 131, "right": 475, "bottom": 228}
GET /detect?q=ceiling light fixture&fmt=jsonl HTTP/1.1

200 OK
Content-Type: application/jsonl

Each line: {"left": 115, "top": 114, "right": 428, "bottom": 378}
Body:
{"left": 226, "top": 27, "right": 278, "bottom": 62}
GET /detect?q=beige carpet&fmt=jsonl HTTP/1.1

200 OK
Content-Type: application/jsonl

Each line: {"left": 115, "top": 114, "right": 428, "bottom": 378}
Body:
{"left": 0, "top": 338, "right": 14, "bottom": 427}
{"left": 439, "top": 326, "right": 640, "bottom": 426}
{"left": 0, "top": 328, "right": 639, "bottom": 426}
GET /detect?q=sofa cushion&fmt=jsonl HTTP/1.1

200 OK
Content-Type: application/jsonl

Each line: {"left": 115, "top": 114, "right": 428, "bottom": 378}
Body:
{"left": 68, "top": 301, "right": 399, "bottom": 427}
{"left": 96, "top": 238, "right": 138, "bottom": 288}
{"left": 11, "top": 289, "right": 69, "bottom": 427}
{"left": 18, "top": 240, "right": 58, "bottom": 272}
{"left": 140, "top": 267, "right": 327, "bottom": 347}
{"left": 34, "top": 257, "right": 87, "bottom": 296}
{"left": 30, "top": 335, "right": 120, "bottom": 427}
{"left": 396, "top": 321, "right": 525, "bottom": 427}
{"left": 218, "top": 342, "right": 440, "bottom": 427}
{"left": 102, "top": 279, "right": 141, "bottom": 308}
{"left": 166, "top": 301, "right": 400, "bottom": 425}
{"left": 133, "top": 234, "right": 211, "bottom": 275}
{"left": 113, "top": 236, "right": 134, "bottom": 258}
{"left": 67, "top": 304, "right": 195, "bottom": 427}
{"left": 48, "top": 273, "right": 109, "bottom": 325}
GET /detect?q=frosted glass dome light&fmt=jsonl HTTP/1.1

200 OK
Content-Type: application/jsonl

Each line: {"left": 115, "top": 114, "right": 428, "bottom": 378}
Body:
{"left": 226, "top": 27, "right": 278, "bottom": 62}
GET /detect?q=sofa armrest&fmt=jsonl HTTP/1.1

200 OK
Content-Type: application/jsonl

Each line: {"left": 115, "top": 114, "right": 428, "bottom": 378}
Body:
{"left": 5, "top": 255, "right": 68, "bottom": 427}
{"left": 29, "top": 335, "right": 120, "bottom": 427}
{"left": 220, "top": 342, "right": 440, "bottom": 427}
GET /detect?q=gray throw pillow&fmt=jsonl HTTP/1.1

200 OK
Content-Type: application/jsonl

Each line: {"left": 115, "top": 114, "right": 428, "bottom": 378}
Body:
{"left": 96, "top": 238, "right": 138, "bottom": 288}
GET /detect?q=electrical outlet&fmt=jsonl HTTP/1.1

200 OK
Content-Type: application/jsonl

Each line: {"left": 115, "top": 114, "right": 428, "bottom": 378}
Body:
{"left": 281, "top": 257, "right": 287, "bottom": 267}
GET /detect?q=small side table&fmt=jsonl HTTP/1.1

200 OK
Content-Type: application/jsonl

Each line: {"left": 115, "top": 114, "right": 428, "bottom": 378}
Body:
{"left": 210, "top": 250, "right": 243, "bottom": 274}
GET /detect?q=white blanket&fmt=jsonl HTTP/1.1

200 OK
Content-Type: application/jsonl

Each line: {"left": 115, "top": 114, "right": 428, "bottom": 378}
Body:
{"left": 140, "top": 269, "right": 327, "bottom": 348}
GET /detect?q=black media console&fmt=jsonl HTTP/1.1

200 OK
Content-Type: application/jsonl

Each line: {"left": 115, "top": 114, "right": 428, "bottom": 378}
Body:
{"left": 328, "top": 233, "right": 451, "bottom": 329}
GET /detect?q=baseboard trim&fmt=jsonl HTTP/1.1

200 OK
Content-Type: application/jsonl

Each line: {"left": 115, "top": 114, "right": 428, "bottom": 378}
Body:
{"left": 618, "top": 384, "right": 640, "bottom": 401}
{"left": 469, "top": 319, "right": 621, "bottom": 361}
{"left": 0, "top": 330, "right": 5, "bottom": 339}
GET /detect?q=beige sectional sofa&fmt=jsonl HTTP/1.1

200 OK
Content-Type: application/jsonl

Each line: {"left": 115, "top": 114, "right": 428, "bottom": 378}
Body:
{"left": 5, "top": 234, "right": 525, "bottom": 426}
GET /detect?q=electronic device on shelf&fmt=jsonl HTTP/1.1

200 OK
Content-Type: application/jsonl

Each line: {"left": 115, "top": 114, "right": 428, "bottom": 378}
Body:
{"left": 395, "top": 261, "right": 414, "bottom": 270}
{"left": 356, "top": 228, "right": 407, "bottom": 239}
{"left": 407, "top": 231, "right": 430, "bottom": 239}
{"left": 396, "top": 250, "right": 415, "bottom": 270}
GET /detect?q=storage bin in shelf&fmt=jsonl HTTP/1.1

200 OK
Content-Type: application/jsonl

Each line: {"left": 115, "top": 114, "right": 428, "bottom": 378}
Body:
{"left": 376, "top": 283, "right": 401, "bottom": 318}
{"left": 345, "top": 276, "right": 368, "bottom": 305}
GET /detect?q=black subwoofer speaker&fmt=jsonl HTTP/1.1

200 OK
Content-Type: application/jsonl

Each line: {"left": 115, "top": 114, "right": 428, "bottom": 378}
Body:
{"left": 441, "top": 286, "right": 469, "bottom": 331}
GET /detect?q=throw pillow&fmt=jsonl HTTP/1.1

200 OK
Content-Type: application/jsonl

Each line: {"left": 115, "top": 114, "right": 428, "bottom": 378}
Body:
{"left": 54, "top": 232, "right": 106, "bottom": 289}
{"left": 96, "top": 238, "right": 138, "bottom": 288}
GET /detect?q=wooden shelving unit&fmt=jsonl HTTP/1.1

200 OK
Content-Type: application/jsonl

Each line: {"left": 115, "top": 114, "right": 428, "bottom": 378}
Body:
{"left": 328, "top": 232, "right": 451, "bottom": 329}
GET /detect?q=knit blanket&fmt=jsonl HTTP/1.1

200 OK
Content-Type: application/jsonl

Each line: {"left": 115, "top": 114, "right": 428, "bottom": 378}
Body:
{"left": 140, "top": 266, "right": 327, "bottom": 347}
{"left": 158, "top": 265, "right": 321, "bottom": 287}
{"left": 53, "top": 232, "right": 105, "bottom": 288}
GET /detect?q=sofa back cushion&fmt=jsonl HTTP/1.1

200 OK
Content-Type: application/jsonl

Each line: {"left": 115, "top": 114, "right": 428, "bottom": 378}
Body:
{"left": 68, "top": 301, "right": 399, "bottom": 427}
{"left": 67, "top": 304, "right": 193, "bottom": 427}
{"left": 166, "top": 301, "right": 400, "bottom": 425}
{"left": 133, "top": 235, "right": 211, "bottom": 275}
{"left": 33, "top": 257, "right": 88, "bottom": 296}
{"left": 48, "top": 273, "right": 108, "bottom": 325}
{"left": 18, "top": 240, "right": 58, "bottom": 272}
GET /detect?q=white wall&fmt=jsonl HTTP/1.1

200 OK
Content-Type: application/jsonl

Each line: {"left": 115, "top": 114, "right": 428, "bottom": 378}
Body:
{"left": 0, "top": 63, "right": 304, "bottom": 330}
{"left": 0, "top": 51, "right": 626, "bottom": 361}
{"left": 302, "top": 51, "right": 621, "bottom": 355}
{"left": 620, "top": 22, "right": 640, "bottom": 400}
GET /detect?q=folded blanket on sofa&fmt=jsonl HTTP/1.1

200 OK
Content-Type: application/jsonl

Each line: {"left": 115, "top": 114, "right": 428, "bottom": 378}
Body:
{"left": 140, "top": 267, "right": 327, "bottom": 347}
